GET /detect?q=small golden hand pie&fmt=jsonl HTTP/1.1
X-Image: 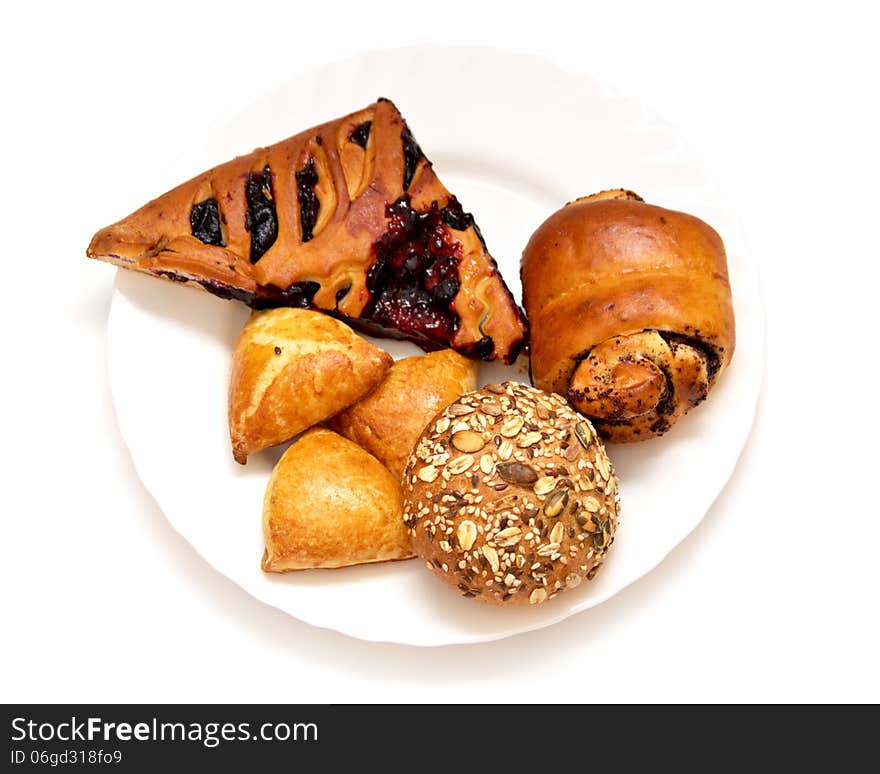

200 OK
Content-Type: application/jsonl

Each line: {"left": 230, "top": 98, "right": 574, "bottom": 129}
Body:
{"left": 262, "top": 428, "right": 412, "bottom": 571}
{"left": 229, "top": 307, "right": 392, "bottom": 463}
{"left": 329, "top": 350, "right": 477, "bottom": 480}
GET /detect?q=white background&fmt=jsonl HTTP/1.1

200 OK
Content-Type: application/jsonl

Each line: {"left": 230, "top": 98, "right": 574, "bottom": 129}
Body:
{"left": 2, "top": 1, "right": 877, "bottom": 702}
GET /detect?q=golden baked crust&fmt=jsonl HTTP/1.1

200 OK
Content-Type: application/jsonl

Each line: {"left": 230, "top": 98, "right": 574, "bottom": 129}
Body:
{"left": 521, "top": 190, "right": 735, "bottom": 442}
{"left": 262, "top": 428, "right": 412, "bottom": 571}
{"left": 403, "top": 383, "right": 619, "bottom": 605}
{"left": 328, "top": 350, "right": 477, "bottom": 480}
{"left": 87, "top": 99, "right": 527, "bottom": 363}
{"left": 228, "top": 307, "right": 391, "bottom": 463}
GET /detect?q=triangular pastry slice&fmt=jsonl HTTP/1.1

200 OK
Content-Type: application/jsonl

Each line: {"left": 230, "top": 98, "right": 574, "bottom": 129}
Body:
{"left": 228, "top": 307, "right": 391, "bottom": 463}
{"left": 262, "top": 428, "right": 412, "bottom": 571}
{"left": 88, "top": 99, "right": 527, "bottom": 363}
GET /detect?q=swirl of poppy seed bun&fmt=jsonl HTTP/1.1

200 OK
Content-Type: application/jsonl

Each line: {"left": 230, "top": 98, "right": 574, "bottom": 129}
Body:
{"left": 521, "top": 189, "right": 735, "bottom": 442}
{"left": 403, "top": 382, "right": 619, "bottom": 605}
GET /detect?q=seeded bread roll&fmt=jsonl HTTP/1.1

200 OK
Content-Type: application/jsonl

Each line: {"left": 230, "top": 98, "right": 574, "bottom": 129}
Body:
{"left": 403, "top": 382, "right": 619, "bottom": 605}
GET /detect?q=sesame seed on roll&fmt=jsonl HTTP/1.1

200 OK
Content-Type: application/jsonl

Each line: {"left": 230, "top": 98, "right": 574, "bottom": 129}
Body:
{"left": 402, "top": 382, "right": 620, "bottom": 605}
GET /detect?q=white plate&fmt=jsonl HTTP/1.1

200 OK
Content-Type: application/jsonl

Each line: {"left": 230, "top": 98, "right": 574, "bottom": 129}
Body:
{"left": 107, "top": 46, "right": 764, "bottom": 646}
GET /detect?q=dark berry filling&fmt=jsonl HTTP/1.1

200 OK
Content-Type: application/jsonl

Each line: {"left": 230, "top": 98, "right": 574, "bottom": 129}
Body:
{"left": 252, "top": 281, "right": 322, "bottom": 310}
{"left": 295, "top": 157, "right": 320, "bottom": 243}
{"left": 198, "top": 279, "right": 260, "bottom": 305}
{"left": 348, "top": 121, "right": 372, "bottom": 148}
{"left": 440, "top": 198, "right": 474, "bottom": 231}
{"left": 440, "top": 195, "right": 492, "bottom": 251}
{"left": 153, "top": 269, "right": 189, "bottom": 283}
{"left": 244, "top": 166, "right": 277, "bottom": 263}
{"left": 190, "top": 197, "right": 225, "bottom": 246}
{"left": 401, "top": 124, "right": 425, "bottom": 190}
{"left": 361, "top": 195, "right": 465, "bottom": 350}
{"left": 458, "top": 336, "right": 495, "bottom": 360}
{"left": 150, "top": 270, "right": 255, "bottom": 305}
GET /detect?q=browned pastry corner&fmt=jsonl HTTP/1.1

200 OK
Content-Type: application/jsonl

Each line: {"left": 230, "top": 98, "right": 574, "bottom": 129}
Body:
{"left": 403, "top": 383, "right": 619, "bottom": 605}
{"left": 262, "top": 428, "right": 412, "bottom": 571}
{"left": 521, "top": 190, "right": 735, "bottom": 442}
{"left": 87, "top": 99, "right": 527, "bottom": 363}
{"left": 228, "top": 307, "right": 391, "bottom": 463}
{"left": 328, "top": 350, "right": 477, "bottom": 480}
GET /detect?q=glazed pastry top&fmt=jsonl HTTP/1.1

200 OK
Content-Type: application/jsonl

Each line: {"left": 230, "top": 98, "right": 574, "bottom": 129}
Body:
{"left": 88, "top": 99, "right": 527, "bottom": 363}
{"left": 228, "top": 307, "right": 392, "bottom": 463}
{"left": 521, "top": 190, "right": 735, "bottom": 441}
{"left": 262, "top": 427, "right": 412, "bottom": 571}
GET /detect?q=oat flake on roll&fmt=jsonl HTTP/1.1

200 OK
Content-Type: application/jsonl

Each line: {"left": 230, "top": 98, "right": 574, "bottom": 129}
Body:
{"left": 403, "top": 382, "right": 620, "bottom": 605}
